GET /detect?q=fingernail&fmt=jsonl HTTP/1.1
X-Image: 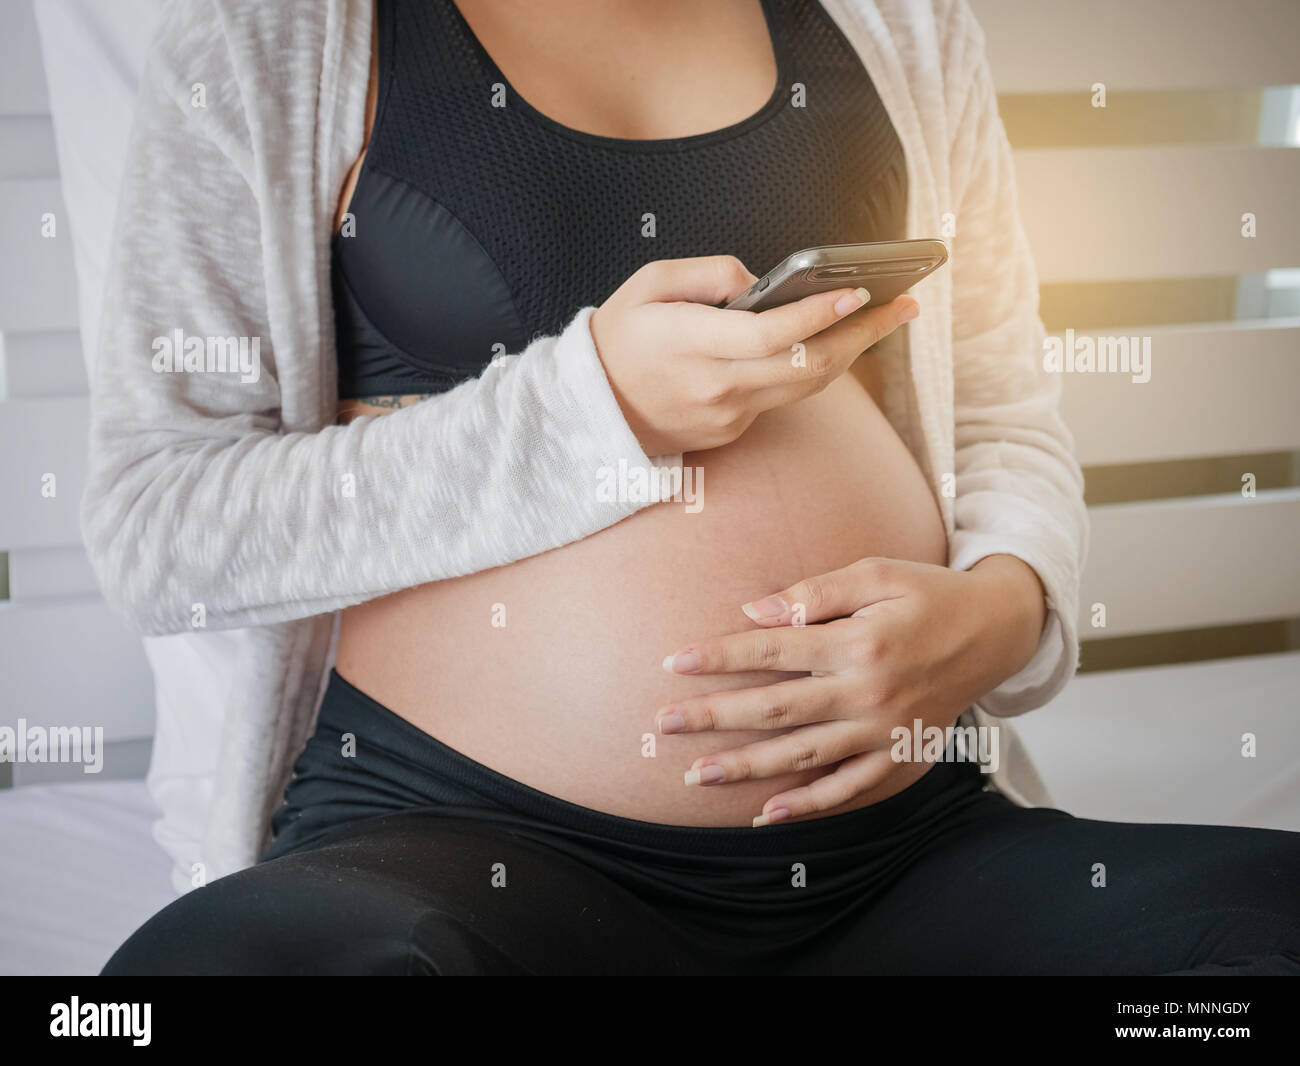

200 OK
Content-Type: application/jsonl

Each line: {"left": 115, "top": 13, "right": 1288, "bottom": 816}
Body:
{"left": 896, "top": 299, "right": 919, "bottom": 324}
{"left": 741, "top": 594, "right": 789, "bottom": 623}
{"left": 685, "top": 765, "right": 726, "bottom": 786}
{"left": 833, "top": 287, "right": 870, "bottom": 316}
{"left": 752, "top": 807, "right": 791, "bottom": 828}
{"left": 662, "top": 650, "right": 702, "bottom": 674}
{"left": 658, "top": 711, "right": 686, "bottom": 735}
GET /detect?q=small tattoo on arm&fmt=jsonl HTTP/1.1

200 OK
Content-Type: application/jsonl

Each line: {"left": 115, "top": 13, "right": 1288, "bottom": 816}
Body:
{"left": 337, "top": 393, "right": 435, "bottom": 423}
{"left": 365, "top": 393, "right": 434, "bottom": 409}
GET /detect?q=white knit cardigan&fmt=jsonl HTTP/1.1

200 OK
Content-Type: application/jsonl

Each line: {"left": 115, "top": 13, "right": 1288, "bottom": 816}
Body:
{"left": 81, "top": 0, "right": 1088, "bottom": 885}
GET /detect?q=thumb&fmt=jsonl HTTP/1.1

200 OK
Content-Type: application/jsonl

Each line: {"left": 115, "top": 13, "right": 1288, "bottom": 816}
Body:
{"left": 630, "top": 255, "right": 758, "bottom": 305}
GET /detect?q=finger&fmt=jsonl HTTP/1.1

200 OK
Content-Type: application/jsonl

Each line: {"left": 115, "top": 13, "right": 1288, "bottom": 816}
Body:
{"left": 680, "top": 287, "right": 856, "bottom": 363}
{"left": 656, "top": 676, "right": 846, "bottom": 735}
{"left": 662, "top": 624, "right": 841, "bottom": 676}
{"left": 684, "top": 720, "right": 867, "bottom": 786}
{"left": 725, "top": 296, "right": 917, "bottom": 394}
{"left": 629, "top": 255, "right": 758, "bottom": 305}
{"left": 754, "top": 748, "right": 894, "bottom": 825}
{"left": 740, "top": 557, "right": 906, "bottom": 627}
{"left": 714, "top": 285, "right": 873, "bottom": 359}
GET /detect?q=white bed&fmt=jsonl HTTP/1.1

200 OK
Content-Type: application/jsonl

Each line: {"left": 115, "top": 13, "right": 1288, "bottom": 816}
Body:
{"left": 0, "top": 781, "right": 173, "bottom": 976}
{"left": 1012, "top": 653, "right": 1300, "bottom": 831}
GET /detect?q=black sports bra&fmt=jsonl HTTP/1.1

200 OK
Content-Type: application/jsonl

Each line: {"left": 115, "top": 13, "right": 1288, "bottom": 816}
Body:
{"left": 332, "top": 0, "right": 907, "bottom": 400}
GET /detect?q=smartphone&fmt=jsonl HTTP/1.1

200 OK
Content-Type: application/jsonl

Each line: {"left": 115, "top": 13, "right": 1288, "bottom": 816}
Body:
{"left": 724, "top": 238, "right": 948, "bottom": 313}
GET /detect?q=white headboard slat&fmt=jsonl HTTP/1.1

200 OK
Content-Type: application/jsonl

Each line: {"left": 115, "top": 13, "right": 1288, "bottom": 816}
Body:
{"left": 0, "top": 178, "right": 79, "bottom": 332}
{"left": 1014, "top": 146, "right": 1300, "bottom": 284}
{"left": 0, "top": 0, "right": 50, "bottom": 116}
{"left": 1081, "top": 489, "right": 1300, "bottom": 638}
{"left": 7, "top": 545, "right": 99, "bottom": 601}
{"left": 0, "top": 395, "right": 87, "bottom": 549}
{"left": 1058, "top": 320, "right": 1300, "bottom": 466}
{"left": 0, "top": 329, "right": 87, "bottom": 398}
{"left": 972, "top": 0, "right": 1300, "bottom": 93}
{"left": 0, "top": 115, "right": 59, "bottom": 180}
{"left": 0, "top": 598, "right": 155, "bottom": 741}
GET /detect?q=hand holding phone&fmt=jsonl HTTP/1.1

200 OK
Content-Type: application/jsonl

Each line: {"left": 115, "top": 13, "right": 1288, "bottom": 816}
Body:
{"left": 725, "top": 239, "right": 947, "bottom": 313}
{"left": 591, "top": 253, "right": 918, "bottom": 456}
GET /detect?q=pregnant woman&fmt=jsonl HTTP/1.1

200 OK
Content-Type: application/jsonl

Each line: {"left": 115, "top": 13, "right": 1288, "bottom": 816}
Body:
{"left": 88, "top": 0, "right": 1299, "bottom": 974}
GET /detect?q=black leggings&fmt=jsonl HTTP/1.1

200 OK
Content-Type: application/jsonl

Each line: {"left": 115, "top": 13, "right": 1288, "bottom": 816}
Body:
{"left": 103, "top": 672, "right": 1300, "bottom": 976}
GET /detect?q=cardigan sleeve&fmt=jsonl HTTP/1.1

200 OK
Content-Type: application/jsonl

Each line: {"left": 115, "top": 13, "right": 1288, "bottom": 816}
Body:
{"left": 80, "top": 18, "right": 672, "bottom": 637}
{"left": 941, "top": 1, "right": 1090, "bottom": 715}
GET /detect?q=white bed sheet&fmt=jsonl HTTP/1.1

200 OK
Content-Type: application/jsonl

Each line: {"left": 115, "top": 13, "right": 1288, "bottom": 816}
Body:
{"left": 0, "top": 779, "right": 175, "bottom": 976}
{"left": 1015, "top": 651, "right": 1300, "bottom": 830}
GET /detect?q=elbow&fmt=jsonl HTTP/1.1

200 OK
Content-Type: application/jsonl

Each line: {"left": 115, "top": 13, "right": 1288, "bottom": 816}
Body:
{"left": 979, "top": 607, "right": 1080, "bottom": 717}
{"left": 80, "top": 485, "right": 189, "bottom": 637}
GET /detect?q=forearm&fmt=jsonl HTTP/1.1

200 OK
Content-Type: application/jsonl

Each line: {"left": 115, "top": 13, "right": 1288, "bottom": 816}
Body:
{"left": 83, "top": 309, "right": 665, "bottom": 635}
{"left": 942, "top": 4, "right": 1088, "bottom": 714}
{"left": 968, "top": 553, "right": 1049, "bottom": 679}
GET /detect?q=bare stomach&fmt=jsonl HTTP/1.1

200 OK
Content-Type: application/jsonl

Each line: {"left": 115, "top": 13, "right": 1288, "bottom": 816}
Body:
{"left": 334, "top": 371, "right": 949, "bottom": 825}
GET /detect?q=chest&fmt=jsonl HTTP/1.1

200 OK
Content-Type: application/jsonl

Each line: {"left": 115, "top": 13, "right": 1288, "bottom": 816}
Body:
{"left": 452, "top": 0, "right": 780, "bottom": 142}
{"left": 333, "top": 0, "right": 907, "bottom": 400}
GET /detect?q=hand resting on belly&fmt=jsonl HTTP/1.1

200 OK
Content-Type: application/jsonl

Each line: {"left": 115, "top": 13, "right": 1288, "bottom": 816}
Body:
{"left": 335, "top": 360, "right": 952, "bottom": 826}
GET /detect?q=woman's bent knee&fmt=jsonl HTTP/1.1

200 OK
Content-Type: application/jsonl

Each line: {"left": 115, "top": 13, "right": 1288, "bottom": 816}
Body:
{"left": 102, "top": 854, "right": 432, "bottom": 976}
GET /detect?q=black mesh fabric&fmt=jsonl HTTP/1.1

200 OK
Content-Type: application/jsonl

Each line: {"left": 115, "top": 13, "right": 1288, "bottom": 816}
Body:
{"left": 334, "top": 0, "right": 907, "bottom": 398}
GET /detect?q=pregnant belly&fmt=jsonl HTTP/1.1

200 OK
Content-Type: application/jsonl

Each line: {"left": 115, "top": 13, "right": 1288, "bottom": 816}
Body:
{"left": 334, "top": 372, "right": 949, "bottom": 825}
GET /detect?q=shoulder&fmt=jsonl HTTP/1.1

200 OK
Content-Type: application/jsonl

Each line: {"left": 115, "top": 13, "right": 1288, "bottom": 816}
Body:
{"left": 147, "top": 0, "right": 337, "bottom": 109}
{"left": 864, "top": 0, "right": 986, "bottom": 77}
{"left": 860, "top": 0, "right": 991, "bottom": 144}
{"left": 154, "top": 0, "right": 333, "bottom": 57}
{"left": 142, "top": 0, "right": 349, "bottom": 165}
